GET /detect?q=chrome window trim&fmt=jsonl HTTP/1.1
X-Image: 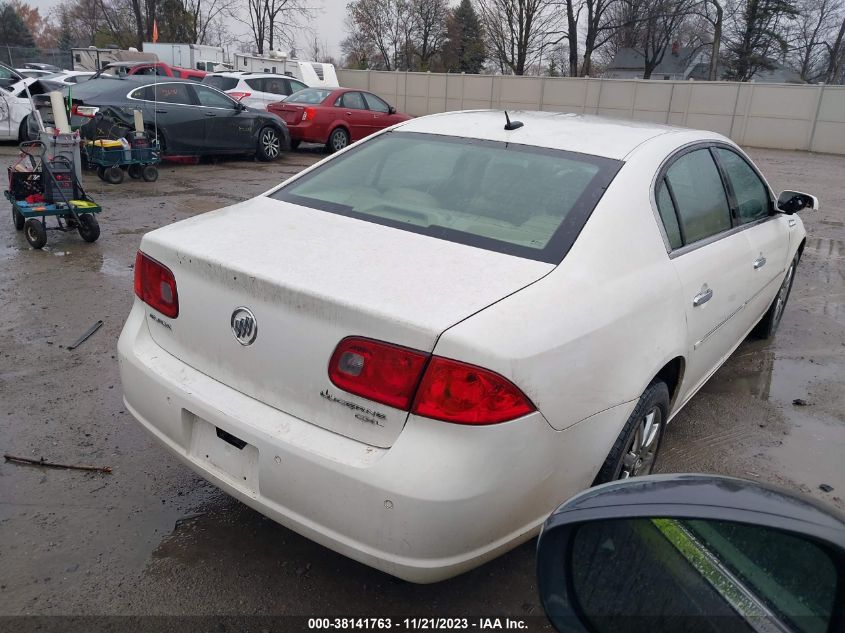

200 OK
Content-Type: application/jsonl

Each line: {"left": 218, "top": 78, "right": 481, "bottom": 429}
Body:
{"left": 126, "top": 82, "right": 239, "bottom": 111}
{"left": 649, "top": 140, "right": 782, "bottom": 259}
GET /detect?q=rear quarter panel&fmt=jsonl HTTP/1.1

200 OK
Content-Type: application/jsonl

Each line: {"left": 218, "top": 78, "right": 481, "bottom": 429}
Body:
{"left": 431, "top": 132, "right": 705, "bottom": 434}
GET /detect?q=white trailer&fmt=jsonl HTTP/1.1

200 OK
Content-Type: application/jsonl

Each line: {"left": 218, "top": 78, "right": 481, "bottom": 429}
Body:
{"left": 232, "top": 52, "right": 338, "bottom": 87}
{"left": 142, "top": 43, "right": 231, "bottom": 71}
{"left": 71, "top": 47, "right": 156, "bottom": 71}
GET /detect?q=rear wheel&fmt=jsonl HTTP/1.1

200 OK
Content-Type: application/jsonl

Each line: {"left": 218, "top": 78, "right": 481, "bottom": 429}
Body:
{"left": 77, "top": 213, "right": 100, "bottom": 243}
{"left": 12, "top": 206, "right": 25, "bottom": 231}
{"left": 141, "top": 165, "right": 159, "bottom": 182}
{"left": 256, "top": 127, "right": 281, "bottom": 161}
{"left": 326, "top": 127, "right": 349, "bottom": 153}
{"left": 24, "top": 218, "right": 47, "bottom": 249}
{"left": 104, "top": 166, "right": 124, "bottom": 184}
{"left": 752, "top": 254, "right": 798, "bottom": 339}
{"left": 593, "top": 380, "right": 670, "bottom": 485}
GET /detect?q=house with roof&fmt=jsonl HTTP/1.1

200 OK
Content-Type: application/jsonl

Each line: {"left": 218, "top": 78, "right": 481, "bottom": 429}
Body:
{"left": 604, "top": 43, "right": 805, "bottom": 83}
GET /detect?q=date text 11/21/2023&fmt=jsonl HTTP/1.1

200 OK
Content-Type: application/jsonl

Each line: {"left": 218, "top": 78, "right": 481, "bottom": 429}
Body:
{"left": 306, "top": 618, "right": 529, "bottom": 630}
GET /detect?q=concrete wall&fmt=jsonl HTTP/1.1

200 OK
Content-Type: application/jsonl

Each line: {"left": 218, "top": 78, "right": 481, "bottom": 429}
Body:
{"left": 336, "top": 69, "right": 845, "bottom": 155}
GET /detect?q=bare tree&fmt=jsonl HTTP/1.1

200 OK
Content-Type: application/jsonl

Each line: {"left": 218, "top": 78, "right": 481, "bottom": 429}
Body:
{"left": 411, "top": 0, "right": 448, "bottom": 69}
{"left": 788, "top": 0, "right": 838, "bottom": 81}
{"left": 346, "top": 0, "right": 413, "bottom": 70}
{"left": 476, "top": 0, "right": 563, "bottom": 75}
{"left": 618, "top": 0, "right": 697, "bottom": 78}
{"left": 722, "top": 0, "right": 799, "bottom": 81}
{"left": 825, "top": 11, "right": 845, "bottom": 83}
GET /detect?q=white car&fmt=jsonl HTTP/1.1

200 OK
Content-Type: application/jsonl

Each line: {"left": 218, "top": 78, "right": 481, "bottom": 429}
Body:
{"left": 15, "top": 68, "right": 54, "bottom": 79}
{"left": 118, "top": 111, "right": 814, "bottom": 583}
{"left": 40, "top": 70, "right": 95, "bottom": 86}
{"left": 0, "top": 74, "right": 38, "bottom": 141}
{"left": 202, "top": 71, "right": 308, "bottom": 110}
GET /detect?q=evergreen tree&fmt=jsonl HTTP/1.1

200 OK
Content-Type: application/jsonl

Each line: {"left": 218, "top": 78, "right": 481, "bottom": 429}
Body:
{"left": 57, "top": 8, "right": 74, "bottom": 51}
{"left": 0, "top": 2, "right": 36, "bottom": 48}
{"left": 443, "top": 0, "right": 485, "bottom": 73}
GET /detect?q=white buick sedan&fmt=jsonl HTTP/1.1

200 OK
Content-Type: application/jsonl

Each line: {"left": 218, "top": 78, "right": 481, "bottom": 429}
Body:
{"left": 118, "top": 111, "right": 815, "bottom": 582}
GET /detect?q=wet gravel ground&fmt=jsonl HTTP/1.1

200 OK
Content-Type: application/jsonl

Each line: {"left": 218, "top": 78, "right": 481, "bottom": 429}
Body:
{"left": 0, "top": 142, "right": 843, "bottom": 621}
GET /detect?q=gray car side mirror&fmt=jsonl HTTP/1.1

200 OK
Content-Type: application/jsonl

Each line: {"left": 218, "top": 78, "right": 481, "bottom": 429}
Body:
{"left": 537, "top": 474, "right": 845, "bottom": 633}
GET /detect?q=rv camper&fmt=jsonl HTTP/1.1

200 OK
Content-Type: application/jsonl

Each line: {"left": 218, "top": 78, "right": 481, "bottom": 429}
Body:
{"left": 232, "top": 51, "right": 338, "bottom": 88}
{"left": 143, "top": 43, "right": 232, "bottom": 72}
{"left": 71, "top": 47, "right": 157, "bottom": 71}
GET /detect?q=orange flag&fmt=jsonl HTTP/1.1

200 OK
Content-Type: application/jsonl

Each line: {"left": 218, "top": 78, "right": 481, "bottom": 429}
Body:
{"left": 152, "top": 20, "right": 159, "bottom": 42}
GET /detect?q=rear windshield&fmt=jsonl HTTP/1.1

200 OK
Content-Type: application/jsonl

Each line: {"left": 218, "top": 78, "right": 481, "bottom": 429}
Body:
{"left": 285, "top": 88, "right": 332, "bottom": 104}
{"left": 203, "top": 75, "right": 238, "bottom": 91}
{"left": 272, "top": 132, "right": 621, "bottom": 263}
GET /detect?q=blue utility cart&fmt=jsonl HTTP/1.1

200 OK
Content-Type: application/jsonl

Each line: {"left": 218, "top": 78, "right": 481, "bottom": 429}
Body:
{"left": 6, "top": 141, "right": 102, "bottom": 250}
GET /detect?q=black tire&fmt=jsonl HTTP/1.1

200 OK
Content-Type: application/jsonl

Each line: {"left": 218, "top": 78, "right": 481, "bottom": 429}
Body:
{"left": 24, "top": 218, "right": 47, "bottom": 249}
{"left": 128, "top": 164, "right": 143, "bottom": 179}
{"left": 256, "top": 126, "right": 282, "bottom": 161}
{"left": 77, "top": 214, "right": 100, "bottom": 243}
{"left": 326, "top": 127, "right": 349, "bottom": 153}
{"left": 18, "top": 116, "right": 32, "bottom": 142}
{"left": 593, "top": 380, "right": 670, "bottom": 485}
{"left": 290, "top": 139, "right": 301, "bottom": 150}
{"left": 12, "top": 207, "right": 25, "bottom": 231}
{"left": 752, "top": 253, "right": 799, "bottom": 339}
{"left": 104, "top": 166, "right": 124, "bottom": 185}
{"left": 97, "top": 167, "right": 106, "bottom": 181}
{"left": 141, "top": 165, "right": 159, "bottom": 182}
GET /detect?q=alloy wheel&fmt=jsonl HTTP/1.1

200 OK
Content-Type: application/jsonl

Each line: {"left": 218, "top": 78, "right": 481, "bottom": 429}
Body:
{"left": 331, "top": 130, "right": 348, "bottom": 151}
{"left": 617, "top": 406, "right": 662, "bottom": 479}
{"left": 261, "top": 129, "right": 280, "bottom": 159}
{"left": 772, "top": 262, "right": 794, "bottom": 328}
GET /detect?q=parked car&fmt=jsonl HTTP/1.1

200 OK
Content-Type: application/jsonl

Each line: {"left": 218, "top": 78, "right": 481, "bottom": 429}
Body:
{"left": 268, "top": 87, "right": 410, "bottom": 151}
{"left": 537, "top": 474, "right": 845, "bottom": 632}
{"left": 39, "top": 70, "right": 95, "bottom": 89}
{"left": 202, "top": 72, "right": 308, "bottom": 111}
{"left": 16, "top": 68, "right": 54, "bottom": 79}
{"left": 1, "top": 64, "right": 39, "bottom": 141}
{"left": 92, "top": 61, "right": 207, "bottom": 82}
{"left": 31, "top": 77, "right": 289, "bottom": 160}
{"left": 23, "top": 62, "right": 61, "bottom": 73}
{"left": 118, "top": 111, "right": 814, "bottom": 583}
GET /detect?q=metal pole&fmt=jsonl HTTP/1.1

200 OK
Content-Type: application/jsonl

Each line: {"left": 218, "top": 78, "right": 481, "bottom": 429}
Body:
{"left": 807, "top": 83, "right": 826, "bottom": 152}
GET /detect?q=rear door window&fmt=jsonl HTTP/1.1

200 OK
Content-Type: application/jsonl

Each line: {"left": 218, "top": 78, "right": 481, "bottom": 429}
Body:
{"left": 664, "top": 149, "right": 732, "bottom": 244}
{"left": 203, "top": 75, "right": 239, "bottom": 91}
{"left": 714, "top": 148, "right": 771, "bottom": 223}
{"left": 192, "top": 85, "right": 235, "bottom": 109}
{"left": 272, "top": 131, "right": 621, "bottom": 264}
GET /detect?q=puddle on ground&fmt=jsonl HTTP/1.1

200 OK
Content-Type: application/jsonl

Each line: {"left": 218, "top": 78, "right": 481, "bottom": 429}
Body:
{"left": 769, "top": 411, "right": 845, "bottom": 494}
{"left": 100, "top": 256, "right": 132, "bottom": 278}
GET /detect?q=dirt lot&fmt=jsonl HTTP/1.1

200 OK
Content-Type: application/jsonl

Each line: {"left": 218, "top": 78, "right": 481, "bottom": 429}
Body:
{"left": 1, "top": 141, "right": 843, "bottom": 623}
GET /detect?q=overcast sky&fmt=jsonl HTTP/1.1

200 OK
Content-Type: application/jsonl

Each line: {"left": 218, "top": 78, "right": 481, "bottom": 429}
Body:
{"left": 24, "top": 0, "right": 349, "bottom": 59}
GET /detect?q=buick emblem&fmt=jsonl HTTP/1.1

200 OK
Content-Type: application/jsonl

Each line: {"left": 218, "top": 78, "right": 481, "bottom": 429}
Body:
{"left": 231, "top": 307, "right": 258, "bottom": 346}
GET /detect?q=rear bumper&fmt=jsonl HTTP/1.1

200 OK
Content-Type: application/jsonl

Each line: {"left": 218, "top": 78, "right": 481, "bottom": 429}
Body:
{"left": 284, "top": 121, "right": 324, "bottom": 144}
{"left": 118, "top": 301, "right": 629, "bottom": 582}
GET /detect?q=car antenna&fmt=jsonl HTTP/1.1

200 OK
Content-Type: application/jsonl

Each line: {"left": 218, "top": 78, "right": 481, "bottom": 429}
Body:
{"left": 504, "top": 111, "right": 523, "bottom": 131}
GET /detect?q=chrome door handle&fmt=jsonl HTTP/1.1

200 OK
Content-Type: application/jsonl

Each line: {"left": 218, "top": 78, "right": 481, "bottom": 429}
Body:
{"left": 788, "top": 218, "right": 797, "bottom": 227}
{"left": 204, "top": 112, "right": 217, "bottom": 117}
{"left": 346, "top": 111, "right": 353, "bottom": 115}
{"left": 693, "top": 288, "right": 713, "bottom": 307}
{"left": 753, "top": 256, "right": 767, "bottom": 269}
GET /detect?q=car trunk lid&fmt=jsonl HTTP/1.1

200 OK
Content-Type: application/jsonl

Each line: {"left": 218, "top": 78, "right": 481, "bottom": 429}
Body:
{"left": 269, "top": 102, "right": 304, "bottom": 126}
{"left": 139, "top": 197, "right": 552, "bottom": 448}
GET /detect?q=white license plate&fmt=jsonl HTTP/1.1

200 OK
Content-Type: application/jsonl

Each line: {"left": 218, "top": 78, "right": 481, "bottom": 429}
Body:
{"left": 187, "top": 412, "right": 259, "bottom": 495}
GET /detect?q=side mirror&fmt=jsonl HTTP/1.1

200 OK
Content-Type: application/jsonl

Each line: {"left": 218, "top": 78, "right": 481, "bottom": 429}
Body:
{"left": 235, "top": 101, "right": 246, "bottom": 112}
{"left": 388, "top": 105, "right": 397, "bottom": 114}
{"left": 777, "top": 190, "right": 819, "bottom": 214}
{"left": 537, "top": 474, "right": 845, "bottom": 633}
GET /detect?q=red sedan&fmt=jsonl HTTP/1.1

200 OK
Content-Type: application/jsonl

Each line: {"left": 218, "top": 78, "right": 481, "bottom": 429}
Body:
{"left": 268, "top": 88, "right": 411, "bottom": 152}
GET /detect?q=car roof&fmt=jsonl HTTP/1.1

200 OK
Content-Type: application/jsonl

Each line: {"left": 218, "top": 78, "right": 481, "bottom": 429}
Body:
{"left": 394, "top": 110, "right": 713, "bottom": 160}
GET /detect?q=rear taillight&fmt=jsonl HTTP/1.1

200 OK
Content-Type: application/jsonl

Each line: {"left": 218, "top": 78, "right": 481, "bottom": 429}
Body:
{"left": 328, "top": 337, "right": 428, "bottom": 410}
{"left": 302, "top": 107, "right": 316, "bottom": 122}
{"left": 134, "top": 251, "right": 179, "bottom": 318}
{"left": 228, "top": 91, "right": 251, "bottom": 101}
{"left": 71, "top": 105, "right": 99, "bottom": 118}
{"left": 327, "top": 338, "right": 535, "bottom": 425}
{"left": 412, "top": 357, "right": 535, "bottom": 424}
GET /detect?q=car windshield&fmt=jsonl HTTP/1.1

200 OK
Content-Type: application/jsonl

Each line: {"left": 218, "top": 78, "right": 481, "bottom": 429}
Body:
{"left": 203, "top": 75, "right": 238, "bottom": 91}
{"left": 272, "top": 131, "right": 621, "bottom": 263}
{"left": 286, "top": 88, "right": 332, "bottom": 104}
